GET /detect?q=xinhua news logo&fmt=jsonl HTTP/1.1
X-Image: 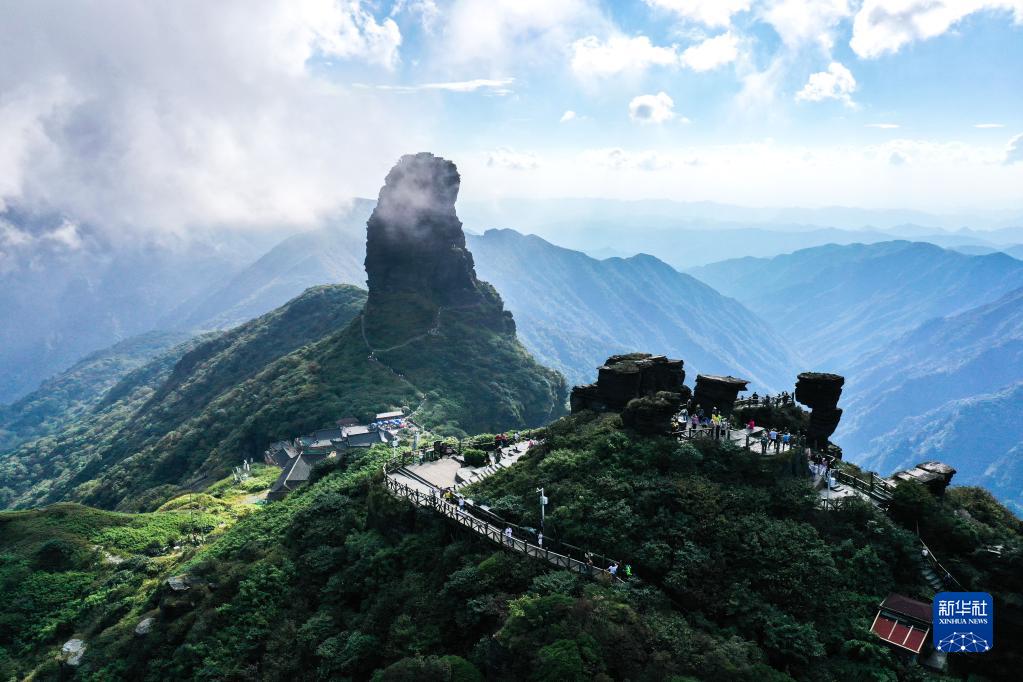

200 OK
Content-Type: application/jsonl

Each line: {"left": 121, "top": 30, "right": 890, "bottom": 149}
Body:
{"left": 933, "top": 592, "right": 994, "bottom": 653}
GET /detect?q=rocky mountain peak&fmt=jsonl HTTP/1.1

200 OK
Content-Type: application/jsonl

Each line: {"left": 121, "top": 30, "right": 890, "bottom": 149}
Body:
{"left": 364, "top": 152, "right": 485, "bottom": 308}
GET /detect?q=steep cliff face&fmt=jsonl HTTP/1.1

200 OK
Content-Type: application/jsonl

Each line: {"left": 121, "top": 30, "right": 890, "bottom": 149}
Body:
{"left": 364, "top": 153, "right": 513, "bottom": 342}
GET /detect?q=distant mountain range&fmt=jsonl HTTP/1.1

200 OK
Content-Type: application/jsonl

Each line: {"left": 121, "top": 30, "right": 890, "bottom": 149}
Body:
{"left": 166, "top": 200, "right": 374, "bottom": 331}
{"left": 458, "top": 198, "right": 1023, "bottom": 269}
{"left": 0, "top": 208, "right": 297, "bottom": 404}
{"left": 689, "top": 241, "right": 1023, "bottom": 371}
{"left": 468, "top": 229, "right": 798, "bottom": 390}
{"left": 0, "top": 330, "right": 190, "bottom": 453}
{"left": 836, "top": 285, "right": 1023, "bottom": 512}
{"left": 141, "top": 219, "right": 801, "bottom": 391}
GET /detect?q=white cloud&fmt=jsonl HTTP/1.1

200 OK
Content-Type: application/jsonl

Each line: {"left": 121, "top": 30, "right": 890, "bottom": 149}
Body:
{"left": 888, "top": 150, "right": 909, "bottom": 165}
{"left": 761, "top": 0, "right": 852, "bottom": 51}
{"left": 391, "top": 0, "right": 440, "bottom": 32}
{"left": 560, "top": 110, "right": 578, "bottom": 123}
{"left": 487, "top": 147, "right": 540, "bottom": 170}
{"left": 571, "top": 35, "right": 680, "bottom": 77}
{"left": 462, "top": 139, "right": 1020, "bottom": 212}
{"left": 359, "top": 78, "right": 515, "bottom": 94}
{"left": 644, "top": 0, "right": 751, "bottom": 28}
{"left": 795, "top": 62, "right": 857, "bottom": 106}
{"left": 581, "top": 148, "right": 674, "bottom": 171}
{"left": 571, "top": 31, "right": 740, "bottom": 77}
{"left": 681, "top": 33, "right": 740, "bottom": 71}
{"left": 282, "top": 0, "right": 402, "bottom": 70}
{"left": 0, "top": 1, "right": 419, "bottom": 234}
{"left": 46, "top": 219, "right": 84, "bottom": 250}
{"left": 851, "top": 0, "right": 1023, "bottom": 59}
{"left": 975, "top": 123, "right": 1006, "bottom": 128}
{"left": 866, "top": 123, "right": 900, "bottom": 129}
{"left": 629, "top": 92, "right": 679, "bottom": 124}
{"left": 1006, "top": 133, "right": 1023, "bottom": 164}
{"left": 443, "top": 0, "right": 604, "bottom": 68}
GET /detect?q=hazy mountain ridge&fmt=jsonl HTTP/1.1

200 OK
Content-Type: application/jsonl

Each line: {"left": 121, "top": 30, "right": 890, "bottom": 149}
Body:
{"left": 0, "top": 208, "right": 295, "bottom": 405}
{"left": 836, "top": 285, "right": 1023, "bottom": 511}
{"left": 689, "top": 241, "right": 1023, "bottom": 370}
{"left": 860, "top": 383, "right": 1023, "bottom": 514}
{"left": 468, "top": 229, "right": 799, "bottom": 390}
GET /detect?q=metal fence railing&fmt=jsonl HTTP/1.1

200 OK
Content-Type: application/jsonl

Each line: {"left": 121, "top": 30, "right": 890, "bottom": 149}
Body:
{"left": 382, "top": 474, "right": 623, "bottom": 583}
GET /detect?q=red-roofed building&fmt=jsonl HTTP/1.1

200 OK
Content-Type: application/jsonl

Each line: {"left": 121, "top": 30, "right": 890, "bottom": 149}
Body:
{"left": 870, "top": 593, "right": 933, "bottom": 657}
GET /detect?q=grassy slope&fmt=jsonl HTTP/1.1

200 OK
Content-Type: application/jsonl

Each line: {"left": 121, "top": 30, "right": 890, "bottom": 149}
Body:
{"left": 0, "top": 465, "right": 279, "bottom": 680}
{"left": 14, "top": 414, "right": 1018, "bottom": 681}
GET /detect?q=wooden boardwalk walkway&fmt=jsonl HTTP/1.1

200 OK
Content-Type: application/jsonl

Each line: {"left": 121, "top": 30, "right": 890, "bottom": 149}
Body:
{"left": 382, "top": 447, "right": 622, "bottom": 582}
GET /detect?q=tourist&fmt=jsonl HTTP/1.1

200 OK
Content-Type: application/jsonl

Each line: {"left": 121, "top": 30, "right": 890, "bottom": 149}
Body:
{"left": 782, "top": 431, "right": 791, "bottom": 451}
{"left": 457, "top": 495, "right": 465, "bottom": 513}
{"left": 624, "top": 563, "right": 632, "bottom": 580}
{"left": 504, "top": 527, "right": 513, "bottom": 546}
{"left": 747, "top": 419, "right": 755, "bottom": 433}
{"left": 609, "top": 562, "right": 618, "bottom": 577}
{"left": 537, "top": 531, "right": 543, "bottom": 547}
{"left": 759, "top": 432, "right": 769, "bottom": 453}
{"left": 768, "top": 427, "right": 778, "bottom": 449}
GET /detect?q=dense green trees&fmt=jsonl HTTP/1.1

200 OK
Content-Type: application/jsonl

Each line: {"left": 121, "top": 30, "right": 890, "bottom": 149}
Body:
{"left": 3, "top": 411, "right": 1021, "bottom": 679}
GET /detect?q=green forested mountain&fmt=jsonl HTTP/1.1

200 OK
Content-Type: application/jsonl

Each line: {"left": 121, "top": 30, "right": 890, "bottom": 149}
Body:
{"left": 0, "top": 285, "right": 368, "bottom": 510}
{"left": 0, "top": 331, "right": 190, "bottom": 453}
{"left": 3, "top": 411, "right": 1020, "bottom": 681}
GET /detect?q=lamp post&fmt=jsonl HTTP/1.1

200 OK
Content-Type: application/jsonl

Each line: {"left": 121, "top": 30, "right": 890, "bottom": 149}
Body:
{"left": 537, "top": 487, "right": 548, "bottom": 535}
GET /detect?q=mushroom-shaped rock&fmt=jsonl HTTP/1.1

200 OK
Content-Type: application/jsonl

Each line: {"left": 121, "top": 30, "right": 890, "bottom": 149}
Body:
{"left": 571, "top": 353, "right": 685, "bottom": 414}
{"left": 693, "top": 374, "right": 749, "bottom": 416}
{"left": 795, "top": 372, "right": 844, "bottom": 448}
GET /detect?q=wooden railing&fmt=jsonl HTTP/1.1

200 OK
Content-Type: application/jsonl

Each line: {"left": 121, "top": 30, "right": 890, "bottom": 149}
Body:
{"left": 383, "top": 475, "right": 621, "bottom": 582}
{"left": 919, "top": 533, "right": 964, "bottom": 591}
{"left": 833, "top": 469, "right": 894, "bottom": 502}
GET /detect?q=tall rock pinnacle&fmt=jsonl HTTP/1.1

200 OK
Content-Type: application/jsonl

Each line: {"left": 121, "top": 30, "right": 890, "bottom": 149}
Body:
{"left": 365, "top": 152, "right": 485, "bottom": 307}
{"left": 363, "top": 153, "right": 515, "bottom": 339}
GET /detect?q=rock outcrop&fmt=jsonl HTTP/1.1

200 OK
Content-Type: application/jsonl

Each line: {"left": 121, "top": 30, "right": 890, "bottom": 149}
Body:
{"left": 889, "top": 461, "right": 957, "bottom": 496}
{"left": 571, "top": 354, "right": 685, "bottom": 433}
{"left": 795, "top": 372, "right": 844, "bottom": 449}
{"left": 693, "top": 374, "right": 749, "bottom": 415}
{"left": 61, "top": 638, "right": 86, "bottom": 666}
{"left": 622, "top": 391, "right": 683, "bottom": 435}
{"left": 364, "top": 152, "right": 513, "bottom": 334}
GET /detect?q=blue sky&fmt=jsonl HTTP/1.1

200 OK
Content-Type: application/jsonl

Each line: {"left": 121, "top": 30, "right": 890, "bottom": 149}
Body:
{"left": 1, "top": 1, "right": 1021, "bottom": 235}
